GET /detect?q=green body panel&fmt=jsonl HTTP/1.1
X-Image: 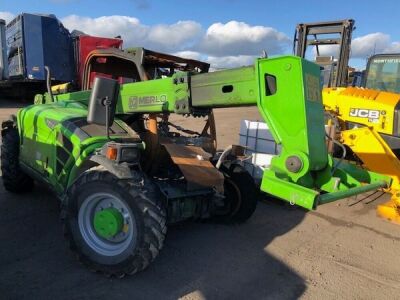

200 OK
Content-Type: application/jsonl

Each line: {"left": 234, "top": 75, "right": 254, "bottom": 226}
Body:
{"left": 15, "top": 55, "right": 391, "bottom": 209}
{"left": 256, "top": 57, "right": 327, "bottom": 173}
{"left": 54, "top": 90, "right": 91, "bottom": 103}
{"left": 17, "top": 99, "right": 129, "bottom": 195}
{"left": 18, "top": 102, "right": 84, "bottom": 191}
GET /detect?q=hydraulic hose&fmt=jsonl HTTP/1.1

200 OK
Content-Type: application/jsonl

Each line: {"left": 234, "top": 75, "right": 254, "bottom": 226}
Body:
{"left": 216, "top": 145, "right": 233, "bottom": 169}
{"left": 324, "top": 112, "right": 346, "bottom": 175}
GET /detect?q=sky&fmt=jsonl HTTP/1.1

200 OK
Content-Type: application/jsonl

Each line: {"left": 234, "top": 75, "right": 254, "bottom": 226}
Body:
{"left": 1, "top": 0, "right": 400, "bottom": 69}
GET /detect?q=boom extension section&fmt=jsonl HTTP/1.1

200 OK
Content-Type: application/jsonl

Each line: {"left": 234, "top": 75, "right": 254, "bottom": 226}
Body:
{"left": 61, "top": 56, "right": 390, "bottom": 210}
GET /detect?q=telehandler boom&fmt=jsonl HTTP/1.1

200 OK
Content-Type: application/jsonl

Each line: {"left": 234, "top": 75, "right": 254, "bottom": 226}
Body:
{"left": 1, "top": 49, "right": 390, "bottom": 276}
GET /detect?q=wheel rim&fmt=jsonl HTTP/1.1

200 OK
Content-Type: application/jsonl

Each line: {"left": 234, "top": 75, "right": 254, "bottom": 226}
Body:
{"left": 78, "top": 192, "right": 137, "bottom": 257}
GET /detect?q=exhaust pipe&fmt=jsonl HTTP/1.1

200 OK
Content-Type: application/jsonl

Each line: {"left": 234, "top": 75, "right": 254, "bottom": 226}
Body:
{"left": 0, "top": 19, "right": 8, "bottom": 80}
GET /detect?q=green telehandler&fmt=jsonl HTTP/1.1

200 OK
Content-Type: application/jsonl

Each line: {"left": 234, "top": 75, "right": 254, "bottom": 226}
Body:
{"left": 0, "top": 48, "right": 391, "bottom": 277}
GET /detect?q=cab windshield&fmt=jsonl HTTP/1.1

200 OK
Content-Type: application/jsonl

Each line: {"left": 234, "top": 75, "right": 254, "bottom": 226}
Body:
{"left": 365, "top": 55, "right": 400, "bottom": 93}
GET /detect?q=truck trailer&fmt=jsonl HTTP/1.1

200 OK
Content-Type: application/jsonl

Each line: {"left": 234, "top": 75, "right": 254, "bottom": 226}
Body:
{"left": 0, "top": 13, "right": 123, "bottom": 100}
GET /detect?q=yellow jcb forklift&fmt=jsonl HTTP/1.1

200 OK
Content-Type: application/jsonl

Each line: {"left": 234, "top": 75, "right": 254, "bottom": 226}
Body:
{"left": 294, "top": 19, "right": 400, "bottom": 223}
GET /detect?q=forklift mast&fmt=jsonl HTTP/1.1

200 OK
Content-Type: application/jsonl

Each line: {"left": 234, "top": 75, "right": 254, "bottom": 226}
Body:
{"left": 294, "top": 19, "right": 355, "bottom": 87}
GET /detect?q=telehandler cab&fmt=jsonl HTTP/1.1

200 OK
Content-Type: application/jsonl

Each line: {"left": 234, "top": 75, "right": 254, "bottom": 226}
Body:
{"left": 1, "top": 48, "right": 390, "bottom": 277}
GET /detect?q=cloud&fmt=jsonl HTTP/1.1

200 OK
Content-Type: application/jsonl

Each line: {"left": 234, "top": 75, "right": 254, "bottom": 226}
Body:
{"left": 311, "top": 44, "right": 335, "bottom": 56}
{"left": 62, "top": 16, "right": 288, "bottom": 68}
{"left": 173, "top": 52, "right": 255, "bottom": 70}
{"left": 316, "top": 32, "right": 400, "bottom": 60}
{"left": 0, "top": 11, "right": 14, "bottom": 23}
{"left": 62, "top": 16, "right": 288, "bottom": 62}
{"left": 173, "top": 51, "right": 203, "bottom": 61}
{"left": 62, "top": 15, "right": 202, "bottom": 52}
{"left": 197, "top": 21, "right": 290, "bottom": 57}
{"left": 351, "top": 33, "right": 391, "bottom": 58}
{"left": 207, "top": 55, "right": 255, "bottom": 69}
{"left": 385, "top": 42, "right": 400, "bottom": 53}
{"left": 146, "top": 21, "right": 202, "bottom": 51}
{"left": 62, "top": 15, "right": 145, "bottom": 42}
{"left": 59, "top": 16, "right": 290, "bottom": 69}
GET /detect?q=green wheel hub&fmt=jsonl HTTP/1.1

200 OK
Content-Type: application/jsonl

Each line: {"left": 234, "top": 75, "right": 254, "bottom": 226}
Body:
{"left": 94, "top": 208, "right": 124, "bottom": 239}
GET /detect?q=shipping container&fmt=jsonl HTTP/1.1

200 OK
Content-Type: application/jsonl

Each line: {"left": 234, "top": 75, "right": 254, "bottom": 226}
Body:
{"left": 6, "top": 13, "right": 74, "bottom": 82}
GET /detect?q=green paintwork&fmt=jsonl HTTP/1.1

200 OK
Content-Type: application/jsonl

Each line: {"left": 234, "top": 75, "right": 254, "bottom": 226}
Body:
{"left": 16, "top": 99, "right": 130, "bottom": 195}
{"left": 256, "top": 57, "right": 327, "bottom": 175}
{"left": 94, "top": 208, "right": 124, "bottom": 239}
{"left": 190, "top": 66, "right": 257, "bottom": 108}
{"left": 15, "top": 54, "right": 391, "bottom": 210}
{"left": 117, "top": 72, "right": 189, "bottom": 113}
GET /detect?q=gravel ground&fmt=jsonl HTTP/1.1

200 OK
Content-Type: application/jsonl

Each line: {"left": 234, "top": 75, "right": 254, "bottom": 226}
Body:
{"left": 0, "top": 100, "right": 399, "bottom": 300}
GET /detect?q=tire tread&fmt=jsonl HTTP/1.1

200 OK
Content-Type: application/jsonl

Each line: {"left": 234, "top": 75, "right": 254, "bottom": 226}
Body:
{"left": 61, "top": 166, "right": 166, "bottom": 277}
{"left": 1, "top": 121, "right": 34, "bottom": 193}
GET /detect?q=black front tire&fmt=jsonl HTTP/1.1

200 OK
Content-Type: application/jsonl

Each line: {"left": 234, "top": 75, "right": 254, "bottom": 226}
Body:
{"left": 61, "top": 166, "right": 167, "bottom": 277}
{"left": 1, "top": 121, "right": 34, "bottom": 193}
{"left": 214, "top": 163, "right": 258, "bottom": 223}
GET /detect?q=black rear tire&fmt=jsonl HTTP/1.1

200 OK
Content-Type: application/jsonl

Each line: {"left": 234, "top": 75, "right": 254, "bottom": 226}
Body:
{"left": 61, "top": 166, "right": 167, "bottom": 277}
{"left": 214, "top": 163, "right": 258, "bottom": 223}
{"left": 1, "top": 120, "right": 34, "bottom": 193}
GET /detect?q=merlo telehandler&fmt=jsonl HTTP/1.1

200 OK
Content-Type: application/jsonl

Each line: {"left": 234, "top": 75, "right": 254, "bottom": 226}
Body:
{"left": 1, "top": 48, "right": 390, "bottom": 277}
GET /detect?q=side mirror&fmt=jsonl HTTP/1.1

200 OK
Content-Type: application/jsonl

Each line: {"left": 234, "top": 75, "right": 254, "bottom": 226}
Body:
{"left": 87, "top": 77, "right": 119, "bottom": 126}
